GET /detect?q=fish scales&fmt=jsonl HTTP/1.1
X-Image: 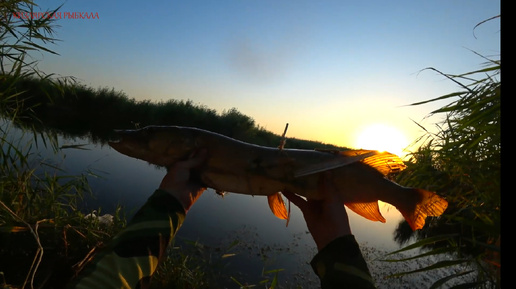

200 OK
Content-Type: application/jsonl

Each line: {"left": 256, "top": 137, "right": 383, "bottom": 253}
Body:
{"left": 109, "top": 126, "right": 448, "bottom": 231}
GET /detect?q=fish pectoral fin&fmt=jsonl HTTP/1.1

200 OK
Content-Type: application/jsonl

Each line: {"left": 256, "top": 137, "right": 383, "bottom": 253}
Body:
{"left": 345, "top": 202, "right": 386, "bottom": 223}
{"left": 267, "top": 192, "right": 289, "bottom": 220}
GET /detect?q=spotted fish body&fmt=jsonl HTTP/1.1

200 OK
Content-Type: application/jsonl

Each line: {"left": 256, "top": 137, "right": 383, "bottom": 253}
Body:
{"left": 109, "top": 126, "right": 448, "bottom": 230}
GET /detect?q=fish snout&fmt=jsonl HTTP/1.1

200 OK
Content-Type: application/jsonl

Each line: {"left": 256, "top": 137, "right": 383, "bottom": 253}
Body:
{"left": 108, "top": 128, "right": 151, "bottom": 156}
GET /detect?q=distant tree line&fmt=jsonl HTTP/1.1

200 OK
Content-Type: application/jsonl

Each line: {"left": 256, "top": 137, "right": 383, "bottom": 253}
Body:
{"left": 0, "top": 75, "right": 341, "bottom": 149}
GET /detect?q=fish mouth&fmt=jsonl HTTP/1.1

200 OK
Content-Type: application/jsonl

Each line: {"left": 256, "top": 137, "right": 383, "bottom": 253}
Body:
{"left": 107, "top": 129, "right": 128, "bottom": 147}
{"left": 108, "top": 138, "right": 127, "bottom": 154}
{"left": 108, "top": 129, "right": 145, "bottom": 155}
{"left": 108, "top": 127, "right": 189, "bottom": 167}
{"left": 107, "top": 129, "right": 124, "bottom": 143}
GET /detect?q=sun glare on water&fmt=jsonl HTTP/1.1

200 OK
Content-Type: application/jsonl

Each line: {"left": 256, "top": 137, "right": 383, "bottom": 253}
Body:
{"left": 355, "top": 124, "right": 409, "bottom": 158}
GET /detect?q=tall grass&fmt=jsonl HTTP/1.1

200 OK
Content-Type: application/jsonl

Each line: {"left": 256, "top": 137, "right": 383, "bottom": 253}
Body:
{"left": 1, "top": 0, "right": 60, "bottom": 116}
{"left": 0, "top": 2, "right": 127, "bottom": 288}
{"left": 389, "top": 51, "right": 500, "bottom": 288}
{"left": 1, "top": 122, "right": 126, "bottom": 288}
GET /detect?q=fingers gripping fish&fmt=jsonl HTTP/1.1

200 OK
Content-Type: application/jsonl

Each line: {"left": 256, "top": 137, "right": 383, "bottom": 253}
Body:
{"left": 109, "top": 126, "right": 448, "bottom": 230}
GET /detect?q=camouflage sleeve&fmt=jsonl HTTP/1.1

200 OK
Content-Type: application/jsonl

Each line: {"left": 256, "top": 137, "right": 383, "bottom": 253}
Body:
{"left": 69, "top": 189, "right": 186, "bottom": 289}
{"left": 311, "top": 235, "right": 377, "bottom": 289}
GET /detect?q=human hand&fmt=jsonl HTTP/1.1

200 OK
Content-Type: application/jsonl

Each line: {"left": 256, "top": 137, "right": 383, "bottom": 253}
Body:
{"left": 282, "top": 172, "right": 352, "bottom": 251}
{"left": 159, "top": 149, "right": 208, "bottom": 212}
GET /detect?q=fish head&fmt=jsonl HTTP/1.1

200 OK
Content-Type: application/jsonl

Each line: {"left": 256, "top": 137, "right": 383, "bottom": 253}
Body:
{"left": 109, "top": 126, "right": 198, "bottom": 166}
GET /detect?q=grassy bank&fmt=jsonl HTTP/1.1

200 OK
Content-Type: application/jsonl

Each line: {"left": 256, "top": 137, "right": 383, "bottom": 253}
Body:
{"left": 0, "top": 121, "right": 127, "bottom": 288}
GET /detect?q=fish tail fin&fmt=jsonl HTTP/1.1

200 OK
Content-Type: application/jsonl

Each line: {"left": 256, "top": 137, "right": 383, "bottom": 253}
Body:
{"left": 398, "top": 188, "right": 448, "bottom": 231}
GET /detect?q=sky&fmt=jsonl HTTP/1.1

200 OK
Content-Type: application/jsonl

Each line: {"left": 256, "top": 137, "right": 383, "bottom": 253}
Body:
{"left": 33, "top": 0, "right": 500, "bottom": 155}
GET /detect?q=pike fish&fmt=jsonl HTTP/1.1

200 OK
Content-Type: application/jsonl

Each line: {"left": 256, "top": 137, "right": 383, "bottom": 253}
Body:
{"left": 109, "top": 126, "right": 448, "bottom": 230}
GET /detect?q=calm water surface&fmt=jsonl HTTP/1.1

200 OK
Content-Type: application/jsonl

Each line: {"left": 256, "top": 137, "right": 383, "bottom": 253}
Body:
{"left": 9, "top": 125, "right": 408, "bottom": 287}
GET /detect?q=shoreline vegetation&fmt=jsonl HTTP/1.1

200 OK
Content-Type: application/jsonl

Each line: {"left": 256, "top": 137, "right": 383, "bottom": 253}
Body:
{"left": 1, "top": 74, "right": 344, "bottom": 151}
{"left": 0, "top": 1, "right": 500, "bottom": 288}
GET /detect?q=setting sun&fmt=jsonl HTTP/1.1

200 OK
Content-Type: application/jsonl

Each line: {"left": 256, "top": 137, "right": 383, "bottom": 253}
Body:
{"left": 355, "top": 124, "right": 409, "bottom": 158}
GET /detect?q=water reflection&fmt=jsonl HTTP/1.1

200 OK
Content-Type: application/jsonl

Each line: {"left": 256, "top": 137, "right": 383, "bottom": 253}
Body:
{"left": 4, "top": 121, "right": 407, "bottom": 287}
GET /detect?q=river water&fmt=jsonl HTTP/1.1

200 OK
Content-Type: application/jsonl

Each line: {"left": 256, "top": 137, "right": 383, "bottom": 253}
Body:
{"left": 7, "top": 123, "right": 461, "bottom": 288}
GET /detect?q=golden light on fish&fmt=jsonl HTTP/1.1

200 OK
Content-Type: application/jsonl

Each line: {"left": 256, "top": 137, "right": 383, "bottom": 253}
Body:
{"left": 110, "top": 126, "right": 448, "bottom": 231}
{"left": 355, "top": 124, "right": 409, "bottom": 158}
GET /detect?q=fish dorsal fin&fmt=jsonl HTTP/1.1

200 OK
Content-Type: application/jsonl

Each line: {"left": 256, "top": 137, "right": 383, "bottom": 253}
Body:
{"left": 294, "top": 150, "right": 377, "bottom": 178}
{"left": 293, "top": 149, "right": 406, "bottom": 178}
{"left": 337, "top": 149, "right": 378, "bottom": 157}
{"left": 345, "top": 202, "right": 386, "bottom": 223}
{"left": 359, "top": 151, "right": 407, "bottom": 176}
{"left": 267, "top": 192, "right": 289, "bottom": 220}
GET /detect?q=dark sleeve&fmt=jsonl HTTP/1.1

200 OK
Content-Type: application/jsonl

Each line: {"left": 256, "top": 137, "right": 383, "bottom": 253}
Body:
{"left": 69, "top": 189, "right": 186, "bottom": 289}
{"left": 311, "top": 235, "right": 377, "bottom": 289}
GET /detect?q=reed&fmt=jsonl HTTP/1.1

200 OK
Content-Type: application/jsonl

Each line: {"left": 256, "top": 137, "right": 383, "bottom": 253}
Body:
{"left": 0, "top": 122, "right": 127, "bottom": 288}
{"left": 0, "top": 2, "right": 127, "bottom": 288}
{"left": 389, "top": 49, "right": 500, "bottom": 288}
